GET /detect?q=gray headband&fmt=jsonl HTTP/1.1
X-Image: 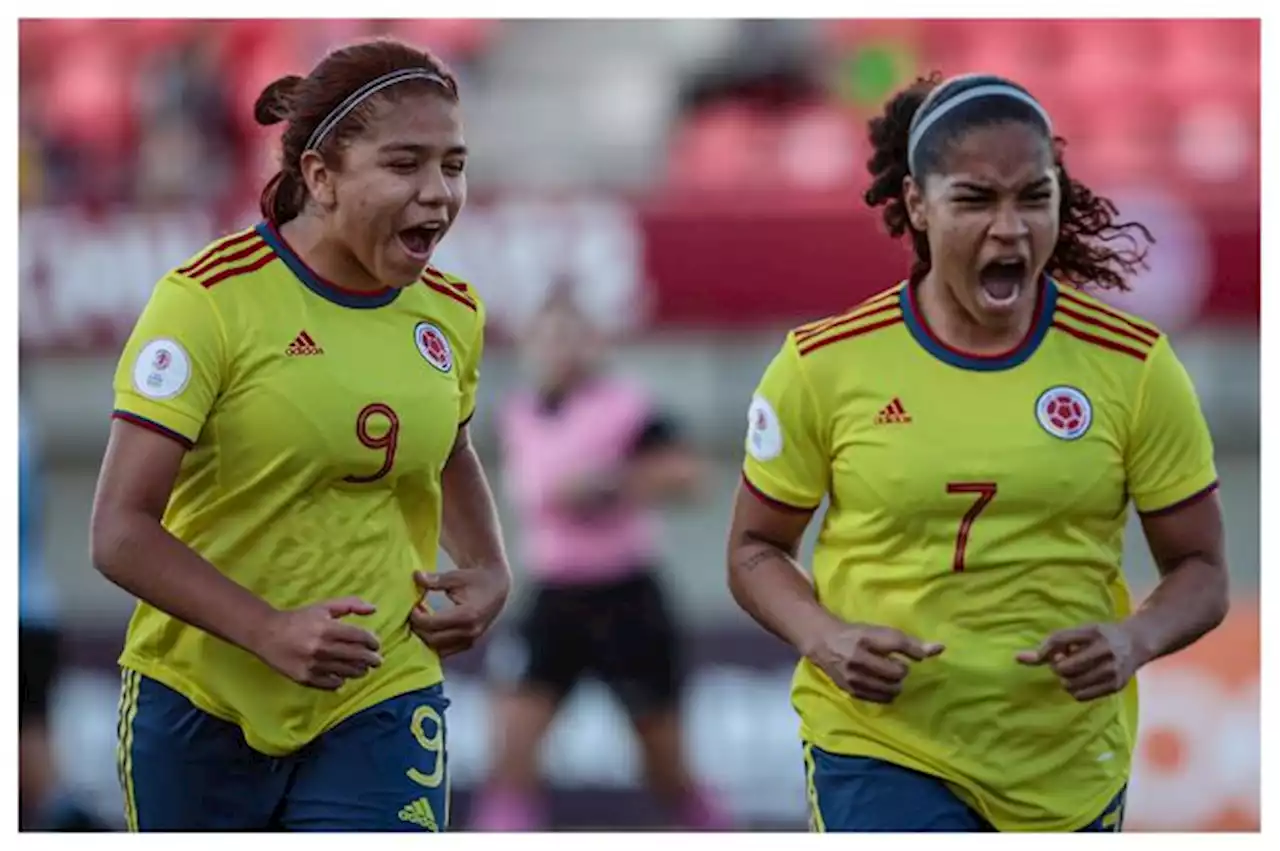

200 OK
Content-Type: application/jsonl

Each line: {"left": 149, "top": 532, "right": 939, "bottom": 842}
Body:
{"left": 305, "top": 68, "right": 451, "bottom": 152}
{"left": 907, "top": 83, "right": 1053, "bottom": 176}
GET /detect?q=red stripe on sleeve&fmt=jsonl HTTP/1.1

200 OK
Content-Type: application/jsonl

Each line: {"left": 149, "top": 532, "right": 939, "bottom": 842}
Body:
{"left": 1138, "top": 480, "right": 1220, "bottom": 518}
{"left": 740, "top": 472, "right": 818, "bottom": 514}
{"left": 111, "top": 411, "right": 195, "bottom": 449}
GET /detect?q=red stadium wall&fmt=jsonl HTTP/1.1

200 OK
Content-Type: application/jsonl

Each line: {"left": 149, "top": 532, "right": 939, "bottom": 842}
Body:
{"left": 17, "top": 192, "right": 1260, "bottom": 355}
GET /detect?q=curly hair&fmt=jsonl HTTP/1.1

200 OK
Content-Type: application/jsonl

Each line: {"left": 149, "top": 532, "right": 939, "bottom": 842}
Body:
{"left": 253, "top": 38, "right": 460, "bottom": 226}
{"left": 864, "top": 72, "right": 1154, "bottom": 291}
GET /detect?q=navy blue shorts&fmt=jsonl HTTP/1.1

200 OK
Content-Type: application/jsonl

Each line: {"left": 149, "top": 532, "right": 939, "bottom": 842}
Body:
{"left": 116, "top": 669, "right": 451, "bottom": 831}
{"left": 803, "top": 745, "right": 1125, "bottom": 832}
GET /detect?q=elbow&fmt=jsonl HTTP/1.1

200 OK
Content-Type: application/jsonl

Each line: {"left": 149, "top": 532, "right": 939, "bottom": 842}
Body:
{"left": 1208, "top": 571, "right": 1231, "bottom": 630}
{"left": 725, "top": 547, "right": 751, "bottom": 611}
{"left": 89, "top": 506, "right": 137, "bottom": 584}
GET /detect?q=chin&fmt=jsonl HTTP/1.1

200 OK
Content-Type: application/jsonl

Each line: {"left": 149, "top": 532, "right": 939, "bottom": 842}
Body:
{"left": 385, "top": 255, "right": 430, "bottom": 288}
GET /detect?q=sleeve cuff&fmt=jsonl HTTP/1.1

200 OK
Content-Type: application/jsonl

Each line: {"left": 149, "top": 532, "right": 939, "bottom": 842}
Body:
{"left": 1134, "top": 474, "right": 1220, "bottom": 517}
{"left": 741, "top": 471, "right": 819, "bottom": 514}
{"left": 111, "top": 410, "right": 196, "bottom": 449}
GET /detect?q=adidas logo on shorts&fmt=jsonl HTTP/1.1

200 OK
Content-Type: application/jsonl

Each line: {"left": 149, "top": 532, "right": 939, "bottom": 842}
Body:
{"left": 397, "top": 797, "right": 439, "bottom": 831}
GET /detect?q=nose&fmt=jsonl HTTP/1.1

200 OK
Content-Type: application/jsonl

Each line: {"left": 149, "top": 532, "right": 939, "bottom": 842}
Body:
{"left": 416, "top": 165, "right": 453, "bottom": 208}
{"left": 988, "top": 200, "right": 1029, "bottom": 242}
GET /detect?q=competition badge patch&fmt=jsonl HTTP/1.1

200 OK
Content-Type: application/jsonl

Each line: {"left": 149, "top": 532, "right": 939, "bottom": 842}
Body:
{"left": 747, "top": 394, "right": 783, "bottom": 461}
{"left": 132, "top": 338, "right": 191, "bottom": 400}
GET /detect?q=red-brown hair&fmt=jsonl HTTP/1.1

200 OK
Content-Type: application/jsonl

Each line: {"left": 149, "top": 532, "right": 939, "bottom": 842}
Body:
{"left": 254, "top": 38, "right": 460, "bottom": 226}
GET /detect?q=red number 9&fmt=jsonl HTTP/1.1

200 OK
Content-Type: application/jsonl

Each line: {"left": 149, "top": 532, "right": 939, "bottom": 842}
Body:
{"left": 344, "top": 403, "right": 400, "bottom": 483}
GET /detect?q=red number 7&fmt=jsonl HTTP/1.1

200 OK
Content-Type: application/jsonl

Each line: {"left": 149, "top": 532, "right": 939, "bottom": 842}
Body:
{"left": 946, "top": 482, "right": 997, "bottom": 572}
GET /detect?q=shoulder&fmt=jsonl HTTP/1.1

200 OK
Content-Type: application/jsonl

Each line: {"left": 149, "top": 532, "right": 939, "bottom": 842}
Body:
{"left": 1049, "top": 283, "right": 1164, "bottom": 365}
{"left": 421, "top": 265, "right": 485, "bottom": 321}
{"left": 170, "top": 225, "right": 279, "bottom": 297}
{"left": 787, "top": 281, "right": 906, "bottom": 362}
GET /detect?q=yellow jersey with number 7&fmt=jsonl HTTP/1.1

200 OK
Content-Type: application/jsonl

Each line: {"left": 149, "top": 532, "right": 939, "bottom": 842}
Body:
{"left": 741, "top": 277, "right": 1217, "bottom": 831}
{"left": 110, "top": 222, "right": 485, "bottom": 756}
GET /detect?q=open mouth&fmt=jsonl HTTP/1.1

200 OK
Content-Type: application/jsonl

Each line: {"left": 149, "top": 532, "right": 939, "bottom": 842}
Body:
{"left": 397, "top": 224, "right": 444, "bottom": 260}
{"left": 978, "top": 258, "right": 1028, "bottom": 308}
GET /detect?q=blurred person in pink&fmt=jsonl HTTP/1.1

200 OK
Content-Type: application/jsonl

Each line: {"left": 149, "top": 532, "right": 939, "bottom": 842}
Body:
{"left": 471, "top": 291, "right": 732, "bottom": 832}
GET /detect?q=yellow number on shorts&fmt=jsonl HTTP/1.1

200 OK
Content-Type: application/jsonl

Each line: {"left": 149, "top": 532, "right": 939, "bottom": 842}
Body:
{"left": 407, "top": 704, "right": 445, "bottom": 789}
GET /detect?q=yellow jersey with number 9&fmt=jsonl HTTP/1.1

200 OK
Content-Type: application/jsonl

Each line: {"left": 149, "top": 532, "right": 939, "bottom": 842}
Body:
{"left": 741, "top": 278, "right": 1217, "bottom": 831}
{"left": 111, "top": 222, "right": 486, "bottom": 756}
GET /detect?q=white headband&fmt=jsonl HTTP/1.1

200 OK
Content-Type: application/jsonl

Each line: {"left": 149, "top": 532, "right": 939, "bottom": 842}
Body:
{"left": 907, "top": 83, "right": 1053, "bottom": 176}
{"left": 305, "top": 68, "right": 451, "bottom": 152}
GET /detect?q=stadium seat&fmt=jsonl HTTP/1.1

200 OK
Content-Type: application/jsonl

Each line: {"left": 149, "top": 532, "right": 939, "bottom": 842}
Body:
{"left": 777, "top": 105, "right": 866, "bottom": 190}
{"left": 43, "top": 43, "right": 133, "bottom": 156}
{"left": 1172, "top": 92, "right": 1259, "bottom": 187}
{"left": 667, "top": 103, "right": 770, "bottom": 190}
{"left": 1157, "top": 19, "right": 1260, "bottom": 100}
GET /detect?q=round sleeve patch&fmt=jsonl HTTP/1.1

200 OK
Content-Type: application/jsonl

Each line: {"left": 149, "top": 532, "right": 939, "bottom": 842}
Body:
{"left": 132, "top": 338, "right": 192, "bottom": 400}
{"left": 746, "top": 394, "right": 783, "bottom": 461}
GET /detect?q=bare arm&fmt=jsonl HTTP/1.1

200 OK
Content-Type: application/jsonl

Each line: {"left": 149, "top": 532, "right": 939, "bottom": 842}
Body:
{"left": 90, "top": 419, "right": 277, "bottom": 653}
{"left": 1127, "top": 490, "right": 1230, "bottom": 666}
{"left": 412, "top": 424, "right": 511, "bottom": 656}
{"left": 725, "top": 482, "right": 843, "bottom": 655}
{"left": 623, "top": 444, "right": 704, "bottom": 503}
{"left": 439, "top": 425, "right": 511, "bottom": 577}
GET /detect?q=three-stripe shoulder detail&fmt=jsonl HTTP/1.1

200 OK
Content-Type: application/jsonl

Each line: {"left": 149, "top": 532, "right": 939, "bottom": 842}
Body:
{"left": 794, "top": 286, "right": 905, "bottom": 357}
{"left": 421, "top": 268, "right": 478, "bottom": 312}
{"left": 1051, "top": 288, "right": 1161, "bottom": 361}
{"left": 177, "top": 228, "right": 277, "bottom": 289}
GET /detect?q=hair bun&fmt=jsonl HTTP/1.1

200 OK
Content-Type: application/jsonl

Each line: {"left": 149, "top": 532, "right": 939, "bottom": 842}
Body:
{"left": 253, "top": 75, "right": 305, "bottom": 127}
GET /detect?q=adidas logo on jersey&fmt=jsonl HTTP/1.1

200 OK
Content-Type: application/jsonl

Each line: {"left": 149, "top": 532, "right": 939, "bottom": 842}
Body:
{"left": 397, "top": 797, "right": 439, "bottom": 831}
{"left": 875, "top": 397, "right": 912, "bottom": 425}
{"left": 285, "top": 330, "right": 324, "bottom": 357}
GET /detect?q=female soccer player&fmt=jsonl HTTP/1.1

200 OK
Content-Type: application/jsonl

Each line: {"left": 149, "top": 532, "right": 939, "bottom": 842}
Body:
{"left": 470, "top": 293, "right": 731, "bottom": 831}
{"left": 90, "top": 38, "right": 510, "bottom": 831}
{"left": 726, "top": 73, "right": 1229, "bottom": 833}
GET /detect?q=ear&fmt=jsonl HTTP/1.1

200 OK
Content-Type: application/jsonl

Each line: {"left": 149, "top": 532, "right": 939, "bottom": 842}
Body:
{"left": 299, "top": 150, "right": 337, "bottom": 209}
{"left": 903, "top": 174, "right": 929, "bottom": 232}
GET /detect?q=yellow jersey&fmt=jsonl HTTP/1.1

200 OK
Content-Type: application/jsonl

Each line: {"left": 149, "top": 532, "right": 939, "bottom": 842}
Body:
{"left": 111, "top": 222, "right": 486, "bottom": 756}
{"left": 742, "top": 278, "right": 1217, "bottom": 831}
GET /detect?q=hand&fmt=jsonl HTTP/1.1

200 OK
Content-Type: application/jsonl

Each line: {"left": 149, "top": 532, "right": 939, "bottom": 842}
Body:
{"left": 559, "top": 472, "right": 625, "bottom": 516}
{"left": 1016, "top": 623, "right": 1141, "bottom": 702}
{"left": 252, "top": 597, "right": 382, "bottom": 691}
{"left": 410, "top": 568, "right": 510, "bottom": 658}
{"left": 805, "top": 622, "right": 944, "bottom": 704}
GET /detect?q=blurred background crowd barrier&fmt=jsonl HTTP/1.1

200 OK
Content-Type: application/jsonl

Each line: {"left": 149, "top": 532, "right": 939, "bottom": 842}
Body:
{"left": 18, "top": 18, "right": 1259, "bottom": 831}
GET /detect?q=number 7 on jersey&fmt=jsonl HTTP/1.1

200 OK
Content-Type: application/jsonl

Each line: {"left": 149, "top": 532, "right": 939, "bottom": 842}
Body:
{"left": 946, "top": 482, "right": 997, "bottom": 572}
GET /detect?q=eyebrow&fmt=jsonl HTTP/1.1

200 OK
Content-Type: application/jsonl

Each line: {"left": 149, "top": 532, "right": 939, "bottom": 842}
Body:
{"left": 379, "top": 143, "right": 469, "bottom": 156}
{"left": 952, "top": 176, "right": 1053, "bottom": 193}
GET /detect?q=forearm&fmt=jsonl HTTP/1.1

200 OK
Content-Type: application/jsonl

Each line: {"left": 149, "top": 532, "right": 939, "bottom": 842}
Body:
{"left": 90, "top": 510, "right": 275, "bottom": 654}
{"left": 727, "top": 536, "right": 842, "bottom": 656}
{"left": 440, "top": 438, "right": 510, "bottom": 576}
{"left": 623, "top": 452, "right": 702, "bottom": 504}
{"left": 1125, "top": 556, "right": 1229, "bottom": 666}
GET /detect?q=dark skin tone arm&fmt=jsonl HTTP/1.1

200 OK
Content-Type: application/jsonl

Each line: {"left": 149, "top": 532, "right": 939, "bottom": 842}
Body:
{"left": 410, "top": 424, "right": 512, "bottom": 658}
{"left": 556, "top": 443, "right": 705, "bottom": 514}
{"left": 726, "top": 483, "right": 943, "bottom": 704}
{"left": 90, "top": 420, "right": 383, "bottom": 690}
{"left": 1017, "top": 491, "right": 1229, "bottom": 700}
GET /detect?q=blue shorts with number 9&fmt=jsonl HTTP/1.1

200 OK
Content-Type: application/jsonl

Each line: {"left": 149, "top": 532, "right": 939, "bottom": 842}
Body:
{"left": 117, "top": 671, "right": 451, "bottom": 831}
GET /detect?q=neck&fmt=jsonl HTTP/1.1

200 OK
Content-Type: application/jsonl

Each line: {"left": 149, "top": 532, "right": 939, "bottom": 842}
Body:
{"left": 915, "top": 271, "right": 1037, "bottom": 355}
{"left": 279, "top": 214, "right": 386, "bottom": 293}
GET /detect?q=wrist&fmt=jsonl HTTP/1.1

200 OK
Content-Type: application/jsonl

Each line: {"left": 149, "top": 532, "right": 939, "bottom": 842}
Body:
{"left": 1121, "top": 614, "right": 1159, "bottom": 669}
{"left": 793, "top": 610, "right": 845, "bottom": 661}
{"left": 241, "top": 601, "right": 284, "bottom": 659}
